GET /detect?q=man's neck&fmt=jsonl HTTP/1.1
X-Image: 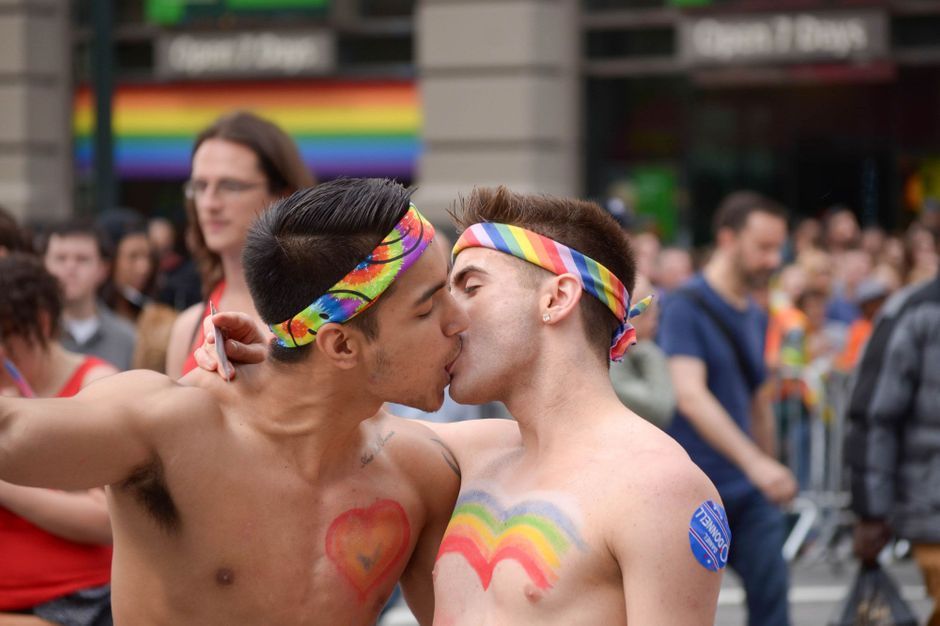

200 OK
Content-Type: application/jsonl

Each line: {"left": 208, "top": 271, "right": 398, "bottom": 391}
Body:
{"left": 703, "top": 253, "right": 749, "bottom": 310}
{"left": 503, "top": 356, "right": 625, "bottom": 460}
{"left": 64, "top": 297, "right": 98, "bottom": 321}
{"left": 225, "top": 360, "right": 385, "bottom": 481}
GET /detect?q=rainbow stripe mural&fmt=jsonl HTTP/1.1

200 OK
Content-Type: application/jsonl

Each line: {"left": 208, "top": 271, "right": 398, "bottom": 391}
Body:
{"left": 436, "top": 490, "right": 588, "bottom": 591}
{"left": 73, "top": 80, "right": 421, "bottom": 180}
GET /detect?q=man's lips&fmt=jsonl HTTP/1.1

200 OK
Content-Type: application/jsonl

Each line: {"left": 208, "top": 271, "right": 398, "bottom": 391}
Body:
{"left": 444, "top": 339, "right": 463, "bottom": 374}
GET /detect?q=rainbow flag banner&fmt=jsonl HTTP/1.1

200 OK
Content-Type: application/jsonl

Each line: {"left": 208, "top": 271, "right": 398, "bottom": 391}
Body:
{"left": 73, "top": 80, "right": 421, "bottom": 180}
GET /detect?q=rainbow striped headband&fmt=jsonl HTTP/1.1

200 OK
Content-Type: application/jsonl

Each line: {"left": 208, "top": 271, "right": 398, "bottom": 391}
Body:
{"left": 271, "top": 204, "right": 435, "bottom": 348}
{"left": 453, "top": 222, "right": 650, "bottom": 362}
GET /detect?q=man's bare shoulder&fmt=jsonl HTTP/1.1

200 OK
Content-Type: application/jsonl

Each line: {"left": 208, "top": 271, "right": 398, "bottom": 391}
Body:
{"left": 78, "top": 369, "right": 220, "bottom": 427}
{"left": 374, "top": 413, "right": 463, "bottom": 476}
{"left": 582, "top": 414, "right": 719, "bottom": 524}
{"left": 415, "top": 417, "right": 521, "bottom": 468}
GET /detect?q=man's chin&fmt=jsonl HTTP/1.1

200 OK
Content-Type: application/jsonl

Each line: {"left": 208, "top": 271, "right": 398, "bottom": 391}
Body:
{"left": 447, "top": 378, "right": 489, "bottom": 407}
{"left": 396, "top": 390, "right": 445, "bottom": 414}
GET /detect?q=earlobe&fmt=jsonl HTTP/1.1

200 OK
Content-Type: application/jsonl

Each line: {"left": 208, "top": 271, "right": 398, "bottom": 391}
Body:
{"left": 315, "top": 324, "right": 360, "bottom": 370}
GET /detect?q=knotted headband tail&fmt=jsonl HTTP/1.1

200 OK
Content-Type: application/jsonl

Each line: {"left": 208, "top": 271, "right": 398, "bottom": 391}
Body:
{"left": 271, "top": 204, "right": 435, "bottom": 348}
{"left": 453, "top": 222, "right": 650, "bottom": 361}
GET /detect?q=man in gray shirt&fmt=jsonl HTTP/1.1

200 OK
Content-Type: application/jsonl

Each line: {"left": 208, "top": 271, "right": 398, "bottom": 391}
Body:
{"left": 43, "top": 222, "right": 136, "bottom": 371}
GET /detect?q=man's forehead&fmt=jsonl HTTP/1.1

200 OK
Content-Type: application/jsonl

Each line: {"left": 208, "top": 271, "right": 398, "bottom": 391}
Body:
{"left": 452, "top": 247, "right": 514, "bottom": 275}
{"left": 48, "top": 234, "right": 98, "bottom": 251}
{"left": 393, "top": 236, "right": 447, "bottom": 294}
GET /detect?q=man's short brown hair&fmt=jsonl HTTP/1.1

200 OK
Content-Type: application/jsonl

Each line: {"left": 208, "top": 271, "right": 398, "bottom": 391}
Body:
{"left": 453, "top": 186, "right": 636, "bottom": 364}
{"left": 712, "top": 190, "right": 788, "bottom": 236}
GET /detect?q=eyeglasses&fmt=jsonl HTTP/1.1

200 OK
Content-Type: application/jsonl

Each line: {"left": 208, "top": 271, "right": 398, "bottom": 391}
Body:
{"left": 183, "top": 178, "right": 267, "bottom": 201}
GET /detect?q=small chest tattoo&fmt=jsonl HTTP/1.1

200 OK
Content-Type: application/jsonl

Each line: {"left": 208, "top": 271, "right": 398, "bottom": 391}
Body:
{"left": 360, "top": 431, "right": 395, "bottom": 467}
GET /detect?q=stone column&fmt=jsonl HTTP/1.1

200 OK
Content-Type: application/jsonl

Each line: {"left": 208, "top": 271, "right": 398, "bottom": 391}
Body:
{"left": 0, "top": 0, "right": 71, "bottom": 224}
{"left": 415, "top": 0, "right": 580, "bottom": 229}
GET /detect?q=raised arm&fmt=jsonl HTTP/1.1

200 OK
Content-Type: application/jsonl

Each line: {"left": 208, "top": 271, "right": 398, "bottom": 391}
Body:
{"left": 0, "top": 370, "right": 170, "bottom": 490}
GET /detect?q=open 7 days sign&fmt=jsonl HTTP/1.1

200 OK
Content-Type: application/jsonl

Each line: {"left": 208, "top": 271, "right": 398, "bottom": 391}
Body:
{"left": 156, "top": 31, "right": 335, "bottom": 78}
{"left": 679, "top": 10, "right": 888, "bottom": 67}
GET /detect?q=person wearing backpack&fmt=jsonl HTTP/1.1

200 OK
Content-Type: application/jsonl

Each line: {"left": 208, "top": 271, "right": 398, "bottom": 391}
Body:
{"left": 659, "top": 191, "right": 797, "bottom": 626}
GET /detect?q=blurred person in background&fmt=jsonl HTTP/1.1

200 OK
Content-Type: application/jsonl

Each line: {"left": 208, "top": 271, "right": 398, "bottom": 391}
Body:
{"left": 609, "top": 274, "right": 675, "bottom": 429}
{"left": 147, "top": 217, "right": 175, "bottom": 261}
{"left": 765, "top": 278, "right": 835, "bottom": 490}
{"left": 97, "top": 210, "right": 178, "bottom": 373}
{"left": 785, "top": 216, "right": 822, "bottom": 264}
{"left": 879, "top": 235, "right": 909, "bottom": 282}
{"left": 826, "top": 247, "right": 873, "bottom": 325}
{"left": 660, "top": 190, "right": 795, "bottom": 626}
{"left": 653, "top": 246, "right": 693, "bottom": 294}
{"left": 861, "top": 225, "right": 887, "bottom": 260}
{"left": 846, "top": 229, "right": 940, "bottom": 626}
{"left": 0, "top": 206, "right": 31, "bottom": 257}
{"left": 630, "top": 231, "right": 661, "bottom": 280}
{"left": 834, "top": 277, "right": 892, "bottom": 373}
{"left": 769, "top": 263, "right": 807, "bottom": 313}
{"left": 148, "top": 217, "right": 201, "bottom": 312}
{"left": 906, "top": 222, "right": 939, "bottom": 284}
{"left": 164, "top": 111, "right": 314, "bottom": 378}
{"left": 0, "top": 253, "right": 114, "bottom": 626}
{"left": 822, "top": 205, "right": 861, "bottom": 256}
{"left": 42, "top": 222, "right": 135, "bottom": 371}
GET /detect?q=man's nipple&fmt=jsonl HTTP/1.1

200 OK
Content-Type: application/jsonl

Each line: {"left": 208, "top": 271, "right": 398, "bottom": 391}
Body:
{"left": 524, "top": 584, "right": 543, "bottom": 604}
{"left": 215, "top": 567, "right": 235, "bottom": 587}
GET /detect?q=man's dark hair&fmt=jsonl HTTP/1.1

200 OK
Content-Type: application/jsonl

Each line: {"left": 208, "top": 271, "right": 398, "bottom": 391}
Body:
{"left": 712, "top": 191, "right": 788, "bottom": 236}
{"left": 452, "top": 186, "right": 636, "bottom": 365}
{"left": 243, "top": 178, "right": 413, "bottom": 363}
{"left": 0, "top": 253, "right": 63, "bottom": 349}
{"left": 0, "top": 206, "right": 31, "bottom": 254}
{"left": 40, "top": 220, "right": 114, "bottom": 261}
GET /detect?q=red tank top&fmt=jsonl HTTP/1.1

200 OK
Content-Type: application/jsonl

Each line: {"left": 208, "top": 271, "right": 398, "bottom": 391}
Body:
{"left": 0, "top": 356, "right": 114, "bottom": 610}
{"left": 181, "top": 281, "right": 226, "bottom": 376}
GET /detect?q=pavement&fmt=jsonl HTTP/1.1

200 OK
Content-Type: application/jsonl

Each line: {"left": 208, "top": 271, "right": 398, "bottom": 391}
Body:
{"left": 378, "top": 558, "right": 931, "bottom": 626}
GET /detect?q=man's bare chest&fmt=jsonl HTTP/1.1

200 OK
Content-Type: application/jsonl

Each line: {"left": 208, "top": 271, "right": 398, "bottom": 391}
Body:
{"left": 111, "top": 452, "right": 422, "bottom": 620}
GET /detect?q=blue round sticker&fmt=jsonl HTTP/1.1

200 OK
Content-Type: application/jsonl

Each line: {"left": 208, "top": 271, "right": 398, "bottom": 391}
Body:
{"left": 688, "top": 500, "right": 731, "bottom": 572}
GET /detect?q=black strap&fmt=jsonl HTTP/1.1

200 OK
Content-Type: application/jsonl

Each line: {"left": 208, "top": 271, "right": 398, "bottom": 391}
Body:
{"left": 674, "top": 286, "right": 763, "bottom": 394}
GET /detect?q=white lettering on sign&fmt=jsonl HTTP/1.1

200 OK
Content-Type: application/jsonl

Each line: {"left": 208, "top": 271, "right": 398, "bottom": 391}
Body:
{"left": 682, "top": 11, "right": 885, "bottom": 65}
{"left": 162, "top": 32, "right": 333, "bottom": 77}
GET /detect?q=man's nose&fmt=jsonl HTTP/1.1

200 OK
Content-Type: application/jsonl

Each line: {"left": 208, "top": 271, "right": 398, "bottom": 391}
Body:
{"left": 445, "top": 297, "right": 470, "bottom": 336}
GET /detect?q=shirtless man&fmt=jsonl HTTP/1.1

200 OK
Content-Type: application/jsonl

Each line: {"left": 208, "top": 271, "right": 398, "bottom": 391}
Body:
{"left": 0, "top": 179, "right": 467, "bottom": 625}
{"left": 204, "top": 187, "right": 728, "bottom": 624}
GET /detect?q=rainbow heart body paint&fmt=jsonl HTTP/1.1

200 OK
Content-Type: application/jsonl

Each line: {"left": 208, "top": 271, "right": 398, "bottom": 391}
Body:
{"left": 325, "top": 499, "right": 411, "bottom": 600}
{"left": 436, "top": 490, "right": 587, "bottom": 591}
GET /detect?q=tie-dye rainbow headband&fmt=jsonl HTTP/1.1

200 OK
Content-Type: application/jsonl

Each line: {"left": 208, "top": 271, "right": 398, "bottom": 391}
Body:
{"left": 453, "top": 222, "right": 650, "bottom": 362}
{"left": 271, "top": 204, "right": 435, "bottom": 348}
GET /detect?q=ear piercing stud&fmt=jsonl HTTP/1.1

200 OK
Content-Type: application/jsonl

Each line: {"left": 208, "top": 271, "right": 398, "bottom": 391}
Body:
{"left": 542, "top": 313, "right": 551, "bottom": 322}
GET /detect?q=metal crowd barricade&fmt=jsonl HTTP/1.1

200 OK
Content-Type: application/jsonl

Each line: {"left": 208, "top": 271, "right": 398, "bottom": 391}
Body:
{"left": 779, "top": 365, "right": 855, "bottom": 563}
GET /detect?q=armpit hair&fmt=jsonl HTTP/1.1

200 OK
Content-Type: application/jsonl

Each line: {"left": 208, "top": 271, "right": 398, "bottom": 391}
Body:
{"left": 120, "top": 459, "right": 181, "bottom": 533}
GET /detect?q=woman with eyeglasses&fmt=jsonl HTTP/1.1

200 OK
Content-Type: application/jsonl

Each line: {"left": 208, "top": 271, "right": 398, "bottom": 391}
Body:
{"left": 164, "top": 111, "right": 315, "bottom": 378}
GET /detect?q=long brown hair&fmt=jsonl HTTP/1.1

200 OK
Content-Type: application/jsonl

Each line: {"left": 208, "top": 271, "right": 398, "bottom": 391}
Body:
{"left": 185, "top": 111, "right": 315, "bottom": 298}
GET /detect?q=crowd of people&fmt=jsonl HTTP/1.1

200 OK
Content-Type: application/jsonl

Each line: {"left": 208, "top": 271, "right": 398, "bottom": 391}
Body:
{"left": 0, "top": 107, "right": 937, "bottom": 626}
